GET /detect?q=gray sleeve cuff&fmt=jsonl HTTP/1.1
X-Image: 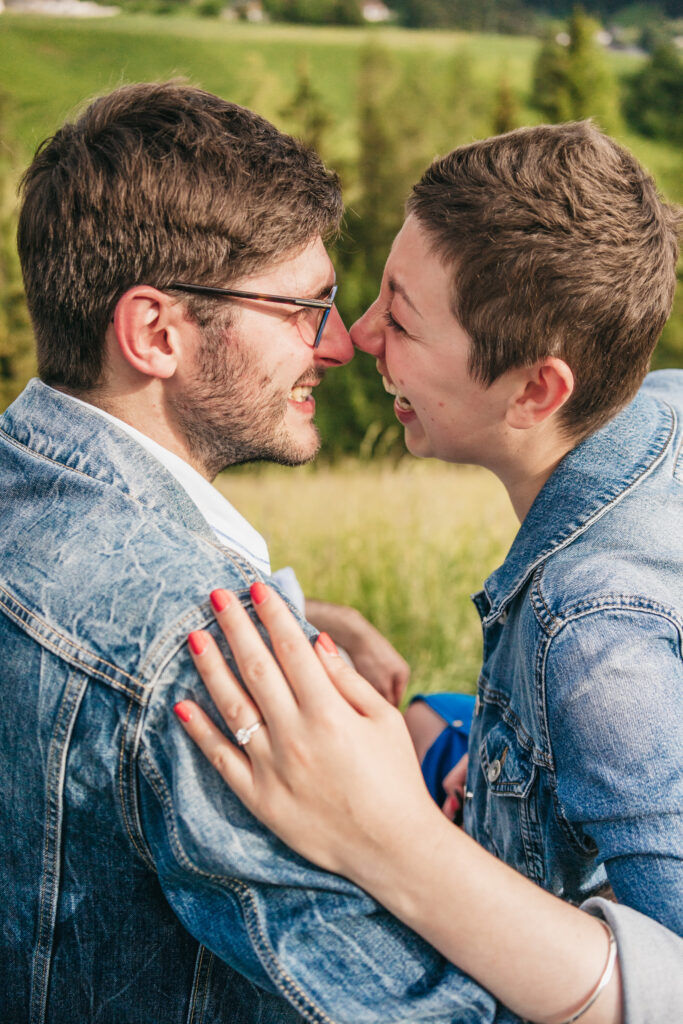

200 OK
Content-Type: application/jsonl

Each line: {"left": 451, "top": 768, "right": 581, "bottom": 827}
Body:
{"left": 581, "top": 897, "right": 683, "bottom": 1024}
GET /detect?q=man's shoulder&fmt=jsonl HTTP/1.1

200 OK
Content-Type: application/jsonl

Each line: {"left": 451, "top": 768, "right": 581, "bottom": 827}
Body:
{"left": 0, "top": 411, "right": 274, "bottom": 688}
{"left": 641, "top": 367, "right": 683, "bottom": 407}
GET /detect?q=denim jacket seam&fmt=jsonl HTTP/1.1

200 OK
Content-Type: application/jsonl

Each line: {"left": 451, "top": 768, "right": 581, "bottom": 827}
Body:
{"left": 118, "top": 699, "right": 157, "bottom": 870}
{"left": 139, "top": 750, "right": 335, "bottom": 1024}
{"left": 483, "top": 399, "right": 677, "bottom": 620}
{"left": 136, "top": 587, "right": 269, "bottom": 684}
{"left": 188, "top": 944, "right": 214, "bottom": 1024}
{"left": 477, "top": 676, "right": 551, "bottom": 770}
{"left": 530, "top": 564, "right": 557, "bottom": 635}
{"left": 550, "top": 596, "right": 683, "bottom": 638}
{"left": 30, "top": 671, "right": 89, "bottom": 1024}
{"left": 0, "top": 424, "right": 100, "bottom": 481}
{"left": 538, "top": 604, "right": 683, "bottom": 854}
{"left": 672, "top": 419, "right": 683, "bottom": 485}
{"left": 0, "top": 584, "right": 145, "bottom": 699}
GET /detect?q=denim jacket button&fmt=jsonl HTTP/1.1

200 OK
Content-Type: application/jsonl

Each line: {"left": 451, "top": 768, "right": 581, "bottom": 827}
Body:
{"left": 487, "top": 759, "right": 502, "bottom": 782}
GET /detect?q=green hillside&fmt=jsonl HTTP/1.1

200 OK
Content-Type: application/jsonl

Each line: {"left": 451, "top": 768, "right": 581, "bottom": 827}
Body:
{"left": 1, "top": 14, "right": 681, "bottom": 445}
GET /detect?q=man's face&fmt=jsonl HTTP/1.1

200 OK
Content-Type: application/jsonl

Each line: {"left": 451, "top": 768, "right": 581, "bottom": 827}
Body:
{"left": 168, "top": 237, "right": 352, "bottom": 477}
{"left": 350, "top": 217, "right": 513, "bottom": 467}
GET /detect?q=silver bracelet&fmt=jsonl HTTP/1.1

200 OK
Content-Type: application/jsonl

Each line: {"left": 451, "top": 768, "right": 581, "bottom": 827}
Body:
{"left": 555, "top": 919, "right": 618, "bottom": 1024}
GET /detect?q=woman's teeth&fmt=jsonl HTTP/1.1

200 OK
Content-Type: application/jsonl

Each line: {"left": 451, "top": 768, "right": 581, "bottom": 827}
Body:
{"left": 289, "top": 386, "right": 313, "bottom": 403}
{"left": 382, "top": 375, "right": 412, "bottom": 410}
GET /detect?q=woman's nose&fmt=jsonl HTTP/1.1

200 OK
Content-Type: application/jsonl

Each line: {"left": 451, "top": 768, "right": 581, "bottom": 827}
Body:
{"left": 350, "top": 303, "right": 384, "bottom": 357}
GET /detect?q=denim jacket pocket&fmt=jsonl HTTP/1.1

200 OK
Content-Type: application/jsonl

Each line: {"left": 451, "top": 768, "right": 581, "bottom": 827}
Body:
{"left": 476, "top": 721, "right": 545, "bottom": 884}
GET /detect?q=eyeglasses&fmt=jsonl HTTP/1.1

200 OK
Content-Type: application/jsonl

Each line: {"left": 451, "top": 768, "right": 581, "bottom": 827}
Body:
{"left": 168, "top": 281, "right": 338, "bottom": 349}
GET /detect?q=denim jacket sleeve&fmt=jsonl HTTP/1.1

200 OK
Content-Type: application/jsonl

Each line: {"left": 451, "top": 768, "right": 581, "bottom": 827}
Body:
{"left": 135, "top": 595, "right": 502, "bottom": 1024}
{"left": 544, "top": 605, "right": 683, "bottom": 935}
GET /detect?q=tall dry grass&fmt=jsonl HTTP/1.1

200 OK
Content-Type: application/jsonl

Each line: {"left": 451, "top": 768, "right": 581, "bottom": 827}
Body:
{"left": 215, "top": 460, "right": 518, "bottom": 700}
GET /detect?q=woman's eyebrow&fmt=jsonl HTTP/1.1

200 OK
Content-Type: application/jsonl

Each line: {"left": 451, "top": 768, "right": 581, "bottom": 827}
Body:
{"left": 388, "top": 276, "right": 423, "bottom": 318}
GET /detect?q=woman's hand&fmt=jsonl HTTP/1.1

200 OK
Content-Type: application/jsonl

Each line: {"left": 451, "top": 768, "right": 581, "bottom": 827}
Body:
{"left": 304, "top": 598, "right": 410, "bottom": 706}
{"left": 175, "top": 581, "right": 439, "bottom": 887}
{"left": 176, "top": 583, "right": 625, "bottom": 1024}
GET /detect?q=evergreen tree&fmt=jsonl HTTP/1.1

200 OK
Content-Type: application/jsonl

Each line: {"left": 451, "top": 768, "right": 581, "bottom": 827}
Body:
{"left": 0, "top": 95, "right": 34, "bottom": 412}
{"left": 624, "top": 42, "right": 683, "bottom": 145}
{"left": 492, "top": 76, "right": 519, "bottom": 134}
{"left": 532, "top": 6, "right": 620, "bottom": 132}
{"left": 279, "top": 59, "right": 333, "bottom": 155}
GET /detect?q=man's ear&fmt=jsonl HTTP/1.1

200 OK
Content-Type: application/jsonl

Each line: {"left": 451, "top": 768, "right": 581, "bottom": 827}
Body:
{"left": 111, "top": 286, "right": 189, "bottom": 380}
{"left": 506, "top": 357, "right": 574, "bottom": 430}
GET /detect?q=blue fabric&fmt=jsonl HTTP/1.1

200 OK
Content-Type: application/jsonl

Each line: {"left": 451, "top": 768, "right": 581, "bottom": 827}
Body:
{"left": 412, "top": 694, "right": 474, "bottom": 807}
{"left": 462, "top": 370, "right": 683, "bottom": 936}
{"left": 0, "top": 380, "right": 502, "bottom": 1024}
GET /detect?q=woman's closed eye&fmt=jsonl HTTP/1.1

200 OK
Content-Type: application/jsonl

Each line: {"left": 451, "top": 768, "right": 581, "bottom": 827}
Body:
{"left": 383, "top": 309, "right": 407, "bottom": 335}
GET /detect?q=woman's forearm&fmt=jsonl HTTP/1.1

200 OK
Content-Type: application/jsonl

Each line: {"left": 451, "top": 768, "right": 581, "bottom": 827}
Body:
{"left": 346, "top": 800, "right": 622, "bottom": 1024}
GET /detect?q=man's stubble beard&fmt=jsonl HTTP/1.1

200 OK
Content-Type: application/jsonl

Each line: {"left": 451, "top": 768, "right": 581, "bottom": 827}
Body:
{"left": 167, "top": 317, "right": 323, "bottom": 480}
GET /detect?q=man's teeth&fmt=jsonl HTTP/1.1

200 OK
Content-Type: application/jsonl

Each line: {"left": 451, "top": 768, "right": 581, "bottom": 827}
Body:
{"left": 289, "top": 385, "right": 313, "bottom": 402}
{"left": 382, "top": 375, "right": 412, "bottom": 409}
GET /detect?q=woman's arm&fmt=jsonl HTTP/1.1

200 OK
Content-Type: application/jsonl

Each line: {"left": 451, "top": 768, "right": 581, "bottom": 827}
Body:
{"left": 305, "top": 597, "right": 410, "bottom": 705}
{"left": 175, "top": 583, "right": 623, "bottom": 1024}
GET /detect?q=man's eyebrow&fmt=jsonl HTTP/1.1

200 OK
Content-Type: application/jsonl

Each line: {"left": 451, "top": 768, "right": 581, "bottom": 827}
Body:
{"left": 313, "top": 277, "right": 336, "bottom": 300}
{"left": 388, "top": 276, "right": 423, "bottom": 318}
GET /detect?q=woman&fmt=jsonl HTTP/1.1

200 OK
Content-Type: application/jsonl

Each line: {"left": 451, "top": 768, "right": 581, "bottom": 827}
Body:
{"left": 176, "top": 585, "right": 682, "bottom": 1024}
{"left": 176, "top": 124, "right": 683, "bottom": 1023}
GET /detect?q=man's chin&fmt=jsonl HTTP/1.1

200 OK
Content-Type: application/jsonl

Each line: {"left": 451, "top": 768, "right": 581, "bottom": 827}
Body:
{"left": 221, "top": 427, "right": 321, "bottom": 471}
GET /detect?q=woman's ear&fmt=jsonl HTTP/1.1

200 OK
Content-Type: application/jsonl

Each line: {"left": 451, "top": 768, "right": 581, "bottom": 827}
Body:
{"left": 505, "top": 357, "right": 574, "bottom": 430}
{"left": 111, "top": 286, "right": 187, "bottom": 380}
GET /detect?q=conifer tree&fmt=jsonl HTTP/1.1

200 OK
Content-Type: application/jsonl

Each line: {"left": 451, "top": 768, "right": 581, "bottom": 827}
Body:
{"left": 279, "top": 58, "right": 333, "bottom": 156}
{"left": 0, "top": 95, "right": 34, "bottom": 411}
{"left": 532, "top": 6, "right": 620, "bottom": 132}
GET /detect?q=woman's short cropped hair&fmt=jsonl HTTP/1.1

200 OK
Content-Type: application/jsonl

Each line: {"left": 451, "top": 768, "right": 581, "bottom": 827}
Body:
{"left": 18, "top": 81, "right": 343, "bottom": 390}
{"left": 407, "top": 122, "right": 681, "bottom": 438}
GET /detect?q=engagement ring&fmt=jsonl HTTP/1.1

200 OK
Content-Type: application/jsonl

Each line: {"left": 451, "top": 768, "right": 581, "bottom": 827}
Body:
{"left": 235, "top": 720, "right": 263, "bottom": 746}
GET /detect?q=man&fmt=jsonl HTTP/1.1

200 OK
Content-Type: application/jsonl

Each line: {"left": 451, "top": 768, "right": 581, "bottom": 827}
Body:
{"left": 0, "top": 83, "right": 500, "bottom": 1023}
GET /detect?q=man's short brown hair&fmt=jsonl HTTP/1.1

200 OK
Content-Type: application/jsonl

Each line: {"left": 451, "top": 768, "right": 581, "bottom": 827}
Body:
{"left": 18, "top": 82, "right": 343, "bottom": 390}
{"left": 407, "top": 121, "right": 681, "bottom": 437}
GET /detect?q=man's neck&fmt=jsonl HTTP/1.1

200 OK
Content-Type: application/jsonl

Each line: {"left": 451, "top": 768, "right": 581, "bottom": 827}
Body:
{"left": 57, "top": 384, "right": 209, "bottom": 479}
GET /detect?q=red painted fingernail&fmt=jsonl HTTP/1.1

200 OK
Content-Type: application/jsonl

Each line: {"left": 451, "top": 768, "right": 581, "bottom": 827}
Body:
{"left": 188, "top": 630, "right": 208, "bottom": 656}
{"left": 250, "top": 581, "right": 268, "bottom": 605}
{"left": 174, "top": 702, "right": 192, "bottom": 723}
{"left": 317, "top": 631, "right": 339, "bottom": 655}
{"left": 444, "top": 795, "right": 459, "bottom": 817}
{"left": 210, "top": 588, "right": 231, "bottom": 613}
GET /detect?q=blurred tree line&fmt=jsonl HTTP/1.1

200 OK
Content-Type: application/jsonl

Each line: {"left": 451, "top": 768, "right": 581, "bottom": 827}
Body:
{"left": 0, "top": 13, "right": 681, "bottom": 456}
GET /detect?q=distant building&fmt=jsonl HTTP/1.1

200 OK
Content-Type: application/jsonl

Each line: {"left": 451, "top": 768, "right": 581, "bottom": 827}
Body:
{"left": 362, "top": 1, "right": 392, "bottom": 23}
{"left": 4, "top": 0, "right": 119, "bottom": 14}
{"left": 224, "top": 0, "right": 267, "bottom": 21}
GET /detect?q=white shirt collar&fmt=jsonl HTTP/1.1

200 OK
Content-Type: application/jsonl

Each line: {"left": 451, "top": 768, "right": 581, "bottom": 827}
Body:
{"left": 55, "top": 389, "right": 271, "bottom": 575}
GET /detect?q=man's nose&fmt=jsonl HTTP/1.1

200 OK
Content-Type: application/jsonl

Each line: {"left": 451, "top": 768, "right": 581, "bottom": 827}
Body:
{"left": 314, "top": 305, "right": 354, "bottom": 367}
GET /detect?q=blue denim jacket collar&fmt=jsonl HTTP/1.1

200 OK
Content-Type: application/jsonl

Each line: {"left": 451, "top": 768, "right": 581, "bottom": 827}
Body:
{"left": 481, "top": 387, "right": 676, "bottom": 622}
{"left": 4, "top": 378, "right": 216, "bottom": 543}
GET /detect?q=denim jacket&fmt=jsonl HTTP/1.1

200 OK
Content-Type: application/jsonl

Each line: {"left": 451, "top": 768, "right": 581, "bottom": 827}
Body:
{"left": 464, "top": 371, "right": 683, "bottom": 937}
{"left": 0, "top": 380, "right": 502, "bottom": 1024}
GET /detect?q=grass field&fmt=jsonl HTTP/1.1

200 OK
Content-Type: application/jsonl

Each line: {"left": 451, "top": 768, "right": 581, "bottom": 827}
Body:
{"left": 215, "top": 459, "right": 518, "bottom": 701}
{"left": 0, "top": 14, "right": 679, "bottom": 698}
{"left": 2, "top": 14, "right": 681, "bottom": 200}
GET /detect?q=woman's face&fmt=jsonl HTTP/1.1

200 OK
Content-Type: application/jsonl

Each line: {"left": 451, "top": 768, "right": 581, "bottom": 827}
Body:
{"left": 350, "top": 216, "right": 512, "bottom": 466}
